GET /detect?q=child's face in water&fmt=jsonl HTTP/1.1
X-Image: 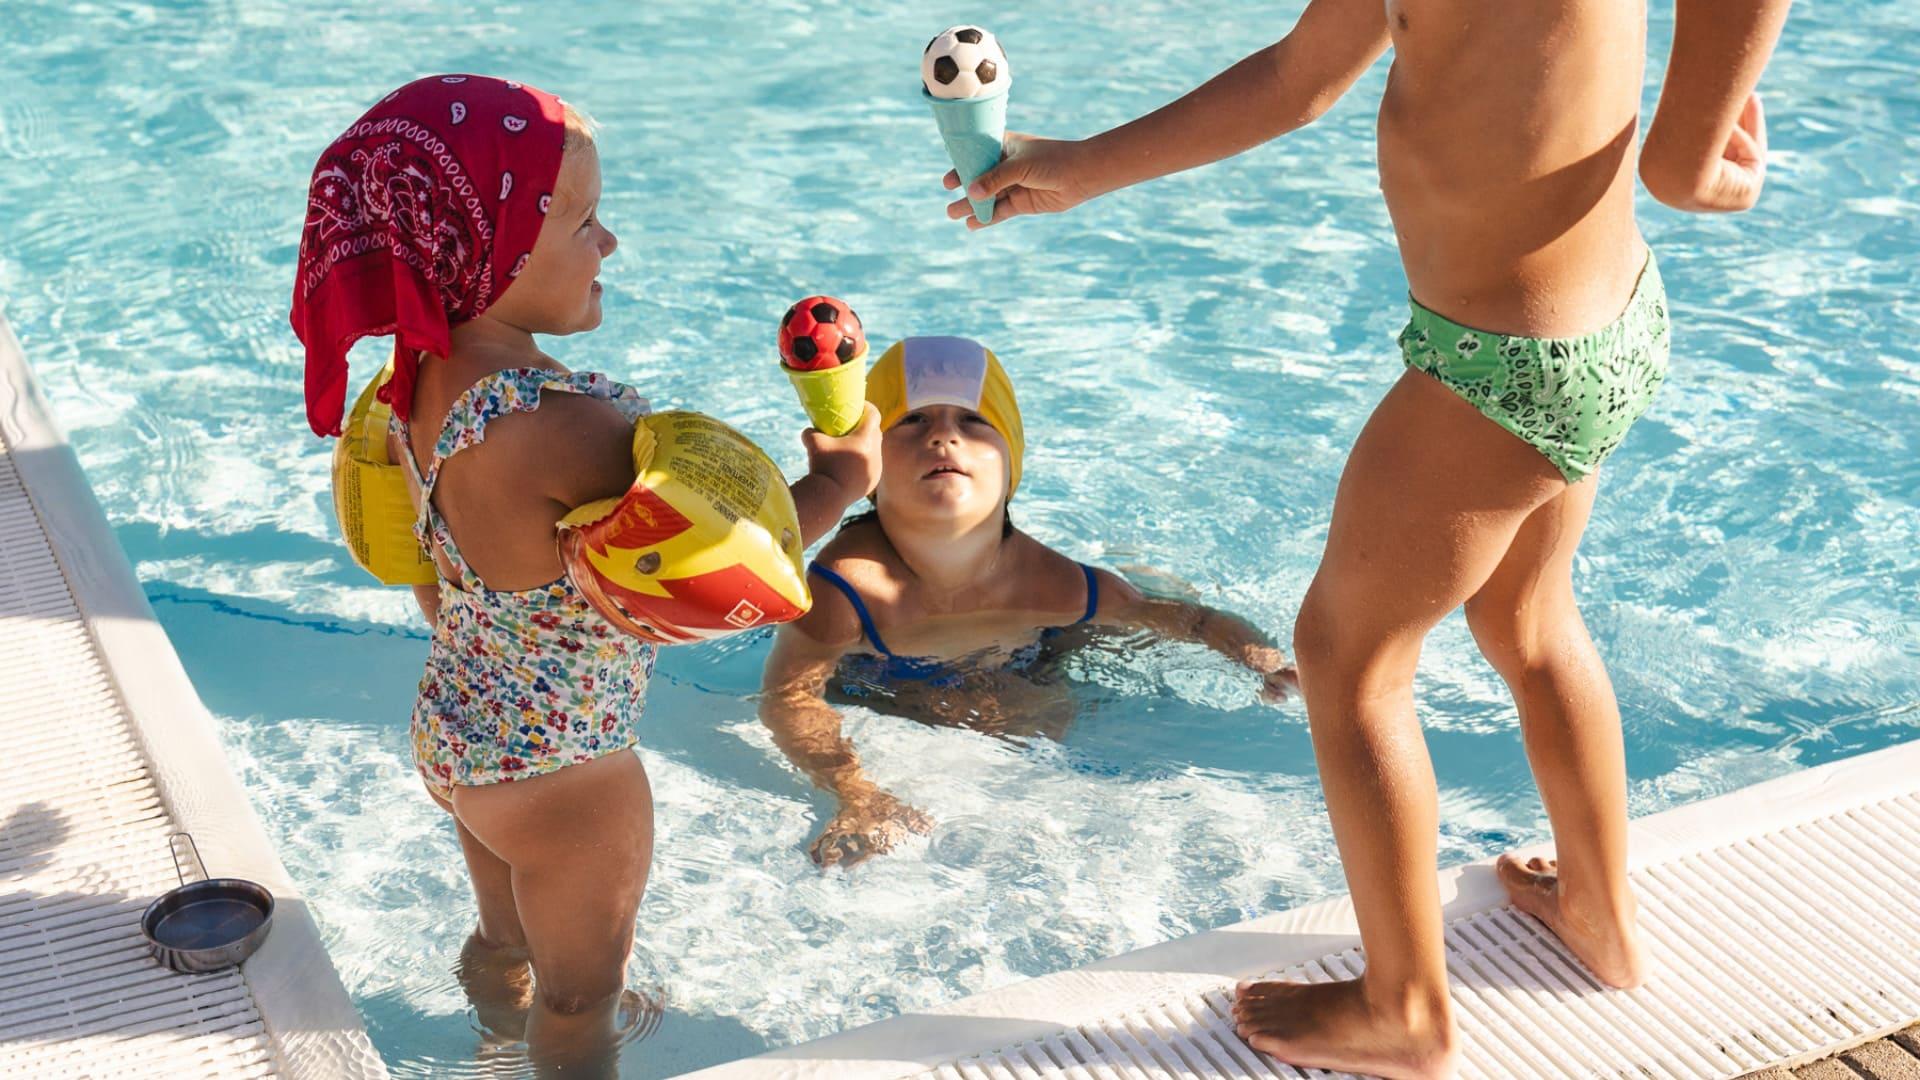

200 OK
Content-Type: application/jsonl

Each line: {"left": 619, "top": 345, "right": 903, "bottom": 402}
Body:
{"left": 877, "top": 403, "right": 1010, "bottom": 529}
{"left": 487, "top": 141, "right": 615, "bottom": 336}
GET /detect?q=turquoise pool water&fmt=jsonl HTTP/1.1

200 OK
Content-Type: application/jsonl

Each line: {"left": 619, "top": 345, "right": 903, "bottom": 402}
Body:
{"left": 4, "top": 1, "right": 1917, "bottom": 1074}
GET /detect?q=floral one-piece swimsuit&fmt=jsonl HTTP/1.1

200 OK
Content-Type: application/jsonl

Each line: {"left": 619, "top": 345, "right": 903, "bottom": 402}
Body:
{"left": 395, "top": 367, "right": 657, "bottom": 801}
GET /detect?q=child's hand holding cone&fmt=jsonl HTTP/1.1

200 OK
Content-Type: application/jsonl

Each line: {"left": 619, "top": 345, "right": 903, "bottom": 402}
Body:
{"left": 941, "top": 133, "right": 1097, "bottom": 229}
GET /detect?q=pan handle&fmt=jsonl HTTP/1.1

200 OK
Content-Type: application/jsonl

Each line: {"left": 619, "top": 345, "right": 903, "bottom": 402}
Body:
{"left": 167, "top": 832, "right": 208, "bottom": 887}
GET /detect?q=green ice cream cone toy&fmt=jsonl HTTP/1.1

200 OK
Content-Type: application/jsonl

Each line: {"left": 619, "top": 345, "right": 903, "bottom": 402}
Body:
{"left": 778, "top": 296, "right": 868, "bottom": 436}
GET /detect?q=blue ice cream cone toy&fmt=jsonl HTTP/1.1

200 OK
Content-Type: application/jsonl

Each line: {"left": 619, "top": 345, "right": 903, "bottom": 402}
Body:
{"left": 922, "top": 25, "right": 1011, "bottom": 225}
{"left": 926, "top": 82, "right": 1009, "bottom": 224}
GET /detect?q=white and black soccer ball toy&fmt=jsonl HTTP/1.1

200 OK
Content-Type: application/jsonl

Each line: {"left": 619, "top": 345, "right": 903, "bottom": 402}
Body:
{"left": 921, "top": 25, "right": 1009, "bottom": 99}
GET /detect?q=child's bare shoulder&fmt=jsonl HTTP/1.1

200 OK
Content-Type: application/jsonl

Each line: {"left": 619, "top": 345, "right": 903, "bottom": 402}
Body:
{"left": 1011, "top": 533, "right": 1111, "bottom": 618}
{"left": 788, "top": 573, "right": 863, "bottom": 649}
{"left": 467, "top": 383, "right": 634, "bottom": 507}
{"left": 794, "top": 523, "right": 891, "bottom": 648}
{"left": 813, "top": 517, "right": 896, "bottom": 583}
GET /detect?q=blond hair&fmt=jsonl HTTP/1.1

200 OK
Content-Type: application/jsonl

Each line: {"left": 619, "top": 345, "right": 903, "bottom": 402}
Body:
{"left": 562, "top": 103, "right": 598, "bottom": 153}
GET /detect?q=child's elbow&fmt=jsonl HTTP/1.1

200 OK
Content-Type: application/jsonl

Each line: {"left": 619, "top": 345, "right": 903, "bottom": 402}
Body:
{"left": 1297, "top": 89, "right": 1343, "bottom": 127}
{"left": 1267, "top": 54, "right": 1338, "bottom": 130}
{"left": 1639, "top": 143, "right": 1735, "bottom": 213}
{"left": 758, "top": 673, "right": 824, "bottom": 724}
{"left": 1639, "top": 157, "right": 1702, "bottom": 211}
{"left": 757, "top": 676, "right": 797, "bottom": 722}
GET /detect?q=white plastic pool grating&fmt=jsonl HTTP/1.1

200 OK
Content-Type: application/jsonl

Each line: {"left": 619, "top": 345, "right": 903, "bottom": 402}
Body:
{"left": 0, "top": 315, "right": 385, "bottom": 1077}
{"left": 917, "top": 795, "right": 1920, "bottom": 1080}
{"left": 0, "top": 417, "right": 281, "bottom": 1076}
{"left": 696, "top": 739, "right": 1920, "bottom": 1079}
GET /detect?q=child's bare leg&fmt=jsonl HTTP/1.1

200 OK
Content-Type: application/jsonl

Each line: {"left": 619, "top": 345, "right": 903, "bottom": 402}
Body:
{"left": 1463, "top": 482, "right": 1643, "bottom": 987}
{"left": 428, "top": 791, "right": 530, "bottom": 949}
{"left": 427, "top": 787, "right": 535, "bottom": 1037}
{"left": 454, "top": 751, "right": 654, "bottom": 1075}
{"left": 1234, "top": 371, "right": 1565, "bottom": 1080}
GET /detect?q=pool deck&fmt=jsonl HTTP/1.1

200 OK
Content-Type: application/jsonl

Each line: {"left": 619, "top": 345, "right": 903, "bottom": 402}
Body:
{"left": 696, "top": 736, "right": 1920, "bottom": 1079}
{"left": 0, "top": 313, "right": 385, "bottom": 1077}
{"left": 1740, "top": 1024, "right": 1920, "bottom": 1079}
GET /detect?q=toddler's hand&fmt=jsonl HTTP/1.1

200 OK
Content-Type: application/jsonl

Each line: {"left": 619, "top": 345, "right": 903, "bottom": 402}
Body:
{"left": 944, "top": 133, "right": 1096, "bottom": 230}
{"left": 1248, "top": 645, "right": 1299, "bottom": 704}
{"left": 809, "top": 789, "right": 934, "bottom": 868}
{"left": 801, "top": 403, "right": 882, "bottom": 505}
{"left": 1646, "top": 92, "right": 1768, "bottom": 213}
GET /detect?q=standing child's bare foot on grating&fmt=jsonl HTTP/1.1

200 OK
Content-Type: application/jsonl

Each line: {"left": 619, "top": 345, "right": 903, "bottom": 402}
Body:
{"left": 1498, "top": 853, "right": 1645, "bottom": 988}
{"left": 1233, "top": 977, "right": 1459, "bottom": 1080}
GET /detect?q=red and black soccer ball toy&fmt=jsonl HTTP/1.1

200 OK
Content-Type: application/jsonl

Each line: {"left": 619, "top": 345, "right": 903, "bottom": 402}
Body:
{"left": 778, "top": 296, "right": 866, "bottom": 371}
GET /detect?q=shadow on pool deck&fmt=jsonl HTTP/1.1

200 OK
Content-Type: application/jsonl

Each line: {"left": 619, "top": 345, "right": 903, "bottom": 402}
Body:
{"left": 2, "top": 798, "right": 276, "bottom": 1059}
{"left": 3, "top": 797, "right": 758, "bottom": 1078}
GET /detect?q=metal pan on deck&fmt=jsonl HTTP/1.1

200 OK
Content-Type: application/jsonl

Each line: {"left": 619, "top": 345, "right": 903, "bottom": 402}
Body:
{"left": 141, "top": 833, "right": 274, "bottom": 974}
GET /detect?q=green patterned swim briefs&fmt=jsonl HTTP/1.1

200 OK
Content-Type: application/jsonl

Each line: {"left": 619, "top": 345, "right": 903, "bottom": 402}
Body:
{"left": 1398, "top": 254, "right": 1670, "bottom": 482}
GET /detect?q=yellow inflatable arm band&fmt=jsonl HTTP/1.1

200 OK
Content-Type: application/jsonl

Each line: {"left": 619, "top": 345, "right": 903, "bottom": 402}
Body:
{"left": 558, "top": 411, "right": 811, "bottom": 645}
{"left": 330, "top": 361, "right": 437, "bottom": 587}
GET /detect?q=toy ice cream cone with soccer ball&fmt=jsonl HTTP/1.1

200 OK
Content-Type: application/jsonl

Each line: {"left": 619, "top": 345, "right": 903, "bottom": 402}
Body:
{"left": 778, "top": 295, "right": 868, "bottom": 436}
{"left": 921, "top": 25, "right": 1010, "bottom": 224}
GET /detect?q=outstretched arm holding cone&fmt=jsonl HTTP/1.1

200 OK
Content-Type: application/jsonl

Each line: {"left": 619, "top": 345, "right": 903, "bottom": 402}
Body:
{"left": 941, "top": 0, "right": 1390, "bottom": 229}
{"left": 532, "top": 390, "right": 875, "bottom": 553}
{"left": 545, "top": 390, "right": 878, "bottom": 646}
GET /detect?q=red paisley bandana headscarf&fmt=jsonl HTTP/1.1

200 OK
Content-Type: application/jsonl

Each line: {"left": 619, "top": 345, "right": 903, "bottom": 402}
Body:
{"left": 292, "top": 74, "right": 567, "bottom": 436}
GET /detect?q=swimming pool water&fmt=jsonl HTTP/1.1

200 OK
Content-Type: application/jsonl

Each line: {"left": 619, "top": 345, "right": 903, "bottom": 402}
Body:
{"left": 3, "top": 1, "right": 1917, "bottom": 1074}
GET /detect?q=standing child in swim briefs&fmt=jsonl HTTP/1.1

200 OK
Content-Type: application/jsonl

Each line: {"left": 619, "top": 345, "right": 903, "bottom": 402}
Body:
{"left": 293, "top": 75, "right": 880, "bottom": 1071}
{"left": 942, "top": 2, "right": 1791, "bottom": 1075}
{"left": 759, "top": 336, "right": 1297, "bottom": 867}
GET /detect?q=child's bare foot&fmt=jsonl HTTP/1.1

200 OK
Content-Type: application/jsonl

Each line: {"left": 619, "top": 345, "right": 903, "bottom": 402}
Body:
{"left": 457, "top": 929, "right": 534, "bottom": 1043}
{"left": 1497, "top": 853, "right": 1645, "bottom": 988}
{"left": 1232, "top": 976, "right": 1459, "bottom": 1080}
{"left": 615, "top": 986, "right": 666, "bottom": 1045}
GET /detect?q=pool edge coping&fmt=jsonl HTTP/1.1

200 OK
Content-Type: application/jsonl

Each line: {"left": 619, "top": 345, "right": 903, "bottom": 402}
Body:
{"left": 0, "top": 312, "right": 388, "bottom": 1079}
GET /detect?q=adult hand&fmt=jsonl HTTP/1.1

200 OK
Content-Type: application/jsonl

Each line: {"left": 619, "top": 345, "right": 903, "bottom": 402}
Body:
{"left": 944, "top": 134, "right": 1098, "bottom": 230}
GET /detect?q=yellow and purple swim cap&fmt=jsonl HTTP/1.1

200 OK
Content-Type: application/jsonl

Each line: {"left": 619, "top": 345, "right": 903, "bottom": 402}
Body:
{"left": 866, "top": 336, "right": 1025, "bottom": 495}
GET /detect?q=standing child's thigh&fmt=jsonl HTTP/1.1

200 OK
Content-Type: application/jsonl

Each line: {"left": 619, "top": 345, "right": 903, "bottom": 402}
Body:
{"left": 1461, "top": 480, "right": 1601, "bottom": 670}
{"left": 1298, "top": 371, "right": 1570, "bottom": 663}
{"left": 454, "top": 751, "right": 655, "bottom": 1005}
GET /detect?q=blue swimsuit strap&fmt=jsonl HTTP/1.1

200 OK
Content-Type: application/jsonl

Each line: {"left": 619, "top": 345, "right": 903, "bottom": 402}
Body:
{"left": 1076, "top": 562, "right": 1100, "bottom": 624}
{"left": 807, "top": 563, "right": 899, "bottom": 658}
{"left": 808, "top": 560, "right": 1101, "bottom": 658}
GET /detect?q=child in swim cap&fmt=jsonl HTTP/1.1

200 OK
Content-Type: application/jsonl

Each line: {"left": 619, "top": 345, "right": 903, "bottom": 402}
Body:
{"left": 758, "top": 335, "right": 1295, "bottom": 867}
{"left": 291, "top": 75, "right": 880, "bottom": 1071}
